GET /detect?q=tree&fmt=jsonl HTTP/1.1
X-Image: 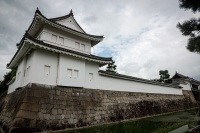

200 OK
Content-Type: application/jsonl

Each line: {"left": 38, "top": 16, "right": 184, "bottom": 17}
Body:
{"left": 177, "top": 0, "right": 200, "bottom": 54}
{"left": 106, "top": 61, "right": 117, "bottom": 73}
{"left": 158, "top": 70, "right": 172, "bottom": 83}
{"left": 0, "top": 69, "right": 16, "bottom": 96}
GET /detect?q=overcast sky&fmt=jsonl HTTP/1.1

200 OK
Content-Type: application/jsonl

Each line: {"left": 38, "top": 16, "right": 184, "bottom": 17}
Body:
{"left": 0, "top": 0, "right": 200, "bottom": 81}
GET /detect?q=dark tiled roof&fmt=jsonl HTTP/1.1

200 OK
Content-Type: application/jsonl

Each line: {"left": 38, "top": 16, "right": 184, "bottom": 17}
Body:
{"left": 24, "top": 8, "right": 103, "bottom": 47}
{"left": 99, "top": 70, "right": 181, "bottom": 88}
{"left": 171, "top": 72, "right": 200, "bottom": 84}
{"left": 17, "top": 9, "right": 103, "bottom": 47}
{"left": 26, "top": 34, "right": 112, "bottom": 61}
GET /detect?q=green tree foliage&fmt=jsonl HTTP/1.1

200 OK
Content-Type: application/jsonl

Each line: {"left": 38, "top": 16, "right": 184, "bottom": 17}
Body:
{"left": 177, "top": 0, "right": 200, "bottom": 54}
{"left": 0, "top": 69, "right": 16, "bottom": 96}
{"left": 106, "top": 61, "right": 117, "bottom": 73}
{"left": 158, "top": 70, "right": 172, "bottom": 83}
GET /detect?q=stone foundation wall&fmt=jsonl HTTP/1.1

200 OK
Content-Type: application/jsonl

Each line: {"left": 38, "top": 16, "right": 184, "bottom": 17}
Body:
{"left": 0, "top": 83, "right": 197, "bottom": 133}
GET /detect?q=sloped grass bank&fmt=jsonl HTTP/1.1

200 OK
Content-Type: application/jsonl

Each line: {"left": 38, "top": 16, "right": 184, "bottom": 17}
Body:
{"left": 58, "top": 120, "right": 188, "bottom": 133}
{"left": 57, "top": 109, "right": 199, "bottom": 133}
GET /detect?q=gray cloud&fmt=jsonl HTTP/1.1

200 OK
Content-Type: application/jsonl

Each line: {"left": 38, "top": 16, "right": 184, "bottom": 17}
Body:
{"left": 0, "top": 0, "right": 199, "bottom": 82}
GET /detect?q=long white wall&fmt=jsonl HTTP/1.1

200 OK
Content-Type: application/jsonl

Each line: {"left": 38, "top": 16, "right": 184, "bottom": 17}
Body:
{"left": 98, "top": 75, "right": 182, "bottom": 95}
{"left": 84, "top": 61, "right": 182, "bottom": 95}
{"left": 8, "top": 49, "right": 183, "bottom": 95}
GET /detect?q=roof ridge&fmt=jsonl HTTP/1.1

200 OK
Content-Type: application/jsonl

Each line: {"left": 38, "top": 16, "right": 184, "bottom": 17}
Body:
{"left": 49, "top": 9, "right": 73, "bottom": 21}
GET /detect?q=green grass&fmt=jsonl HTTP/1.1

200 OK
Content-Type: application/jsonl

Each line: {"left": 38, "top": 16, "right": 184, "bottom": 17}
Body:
{"left": 58, "top": 119, "right": 189, "bottom": 133}
{"left": 58, "top": 109, "right": 200, "bottom": 133}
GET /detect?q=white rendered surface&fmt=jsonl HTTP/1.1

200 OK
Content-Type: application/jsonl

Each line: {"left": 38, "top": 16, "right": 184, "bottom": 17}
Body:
{"left": 84, "top": 61, "right": 99, "bottom": 89}
{"left": 180, "top": 82, "right": 191, "bottom": 90}
{"left": 57, "top": 54, "right": 85, "bottom": 87}
{"left": 30, "top": 49, "right": 58, "bottom": 85}
{"left": 8, "top": 48, "right": 183, "bottom": 95}
{"left": 83, "top": 61, "right": 182, "bottom": 95}
{"left": 97, "top": 75, "right": 182, "bottom": 95}
{"left": 38, "top": 26, "right": 91, "bottom": 54}
{"left": 8, "top": 51, "right": 34, "bottom": 93}
{"left": 7, "top": 78, "right": 16, "bottom": 94}
{"left": 23, "top": 51, "right": 35, "bottom": 85}
{"left": 55, "top": 16, "right": 84, "bottom": 33}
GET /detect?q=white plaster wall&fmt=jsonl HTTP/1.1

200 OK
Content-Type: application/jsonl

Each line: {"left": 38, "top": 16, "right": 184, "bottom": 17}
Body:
{"left": 15, "top": 58, "right": 25, "bottom": 87}
{"left": 23, "top": 51, "right": 35, "bottom": 85}
{"left": 38, "top": 26, "right": 91, "bottom": 54}
{"left": 180, "top": 82, "right": 191, "bottom": 90}
{"left": 96, "top": 75, "right": 182, "bottom": 95}
{"left": 82, "top": 61, "right": 182, "bottom": 95}
{"left": 7, "top": 78, "right": 16, "bottom": 94}
{"left": 55, "top": 17, "right": 84, "bottom": 33}
{"left": 57, "top": 54, "right": 85, "bottom": 87}
{"left": 30, "top": 49, "right": 58, "bottom": 85}
{"left": 7, "top": 51, "right": 35, "bottom": 94}
{"left": 84, "top": 61, "right": 99, "bottom": 89}
{"left": 8, "top": 49, "right": 183, "bottom": 95}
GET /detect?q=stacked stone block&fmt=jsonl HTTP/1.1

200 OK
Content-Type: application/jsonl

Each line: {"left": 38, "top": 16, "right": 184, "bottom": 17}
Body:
{"left": 0, "top": 83, "right": 197, "bottom": 132}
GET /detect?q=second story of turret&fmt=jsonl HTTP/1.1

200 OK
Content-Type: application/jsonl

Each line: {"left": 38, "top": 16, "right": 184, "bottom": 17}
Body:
{"left": 17, "top": 8, "right": 104, "bottom": 54}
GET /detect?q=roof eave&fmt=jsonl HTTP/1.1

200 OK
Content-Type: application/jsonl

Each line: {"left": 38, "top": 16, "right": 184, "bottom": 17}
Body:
{"left": 8, "top": 41, "right": 33, "bottom": 69}
{"left": 25, "top": 37, "right": 112, "bottom": 64}
{"left": 9, "top": 38, "right": 112, "bottom": 69}
{"left": 7, "top": 76, "right": 16, "bottom": 85}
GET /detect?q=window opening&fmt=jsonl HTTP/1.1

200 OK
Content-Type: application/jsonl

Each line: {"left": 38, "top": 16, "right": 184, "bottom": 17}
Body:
{"left": 67, "top": 69, "right": 72, "bottom": 78}
{"left": 51, "top": 34, "right": 57, "bottom": 43}
{"left": 74, "top": 70, "right": 79, "bottom": 78}
{"left": 81, "top": 44, "right": 85, "bottom": 51}
{"left": 59, "top": 37, "right": 64, "bottom": 44}
{"left": 75, "top": 42, "right": 80, "bottom": 49}
{"left": 44, "top": 65, "right": 51, "bottom": 75}
{"left": 89, "top": 73, "right": 93, "bottom": 81}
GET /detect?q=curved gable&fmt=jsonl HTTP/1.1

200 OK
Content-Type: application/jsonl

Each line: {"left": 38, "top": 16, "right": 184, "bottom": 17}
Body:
{"left": 55, "top": 16, "right": 84, "bottom": 33}
{"left": 50, "top": 10, "right": 86, "bottom": 33}
{"left": 25, "top": 9, "right": 103, "bottom": 47}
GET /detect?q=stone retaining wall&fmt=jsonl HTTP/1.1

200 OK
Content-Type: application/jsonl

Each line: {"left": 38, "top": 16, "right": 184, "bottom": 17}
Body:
{"left": 0, "top": 83, "right": 197, "bottom": 133}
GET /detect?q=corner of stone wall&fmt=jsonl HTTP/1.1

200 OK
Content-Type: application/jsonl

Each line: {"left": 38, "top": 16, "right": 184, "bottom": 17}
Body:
{"left": 0, "top": 84, "right": 35, "bottom": 132}
{"left": 182, "top": 90, "right": 198, "bottom": 104}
